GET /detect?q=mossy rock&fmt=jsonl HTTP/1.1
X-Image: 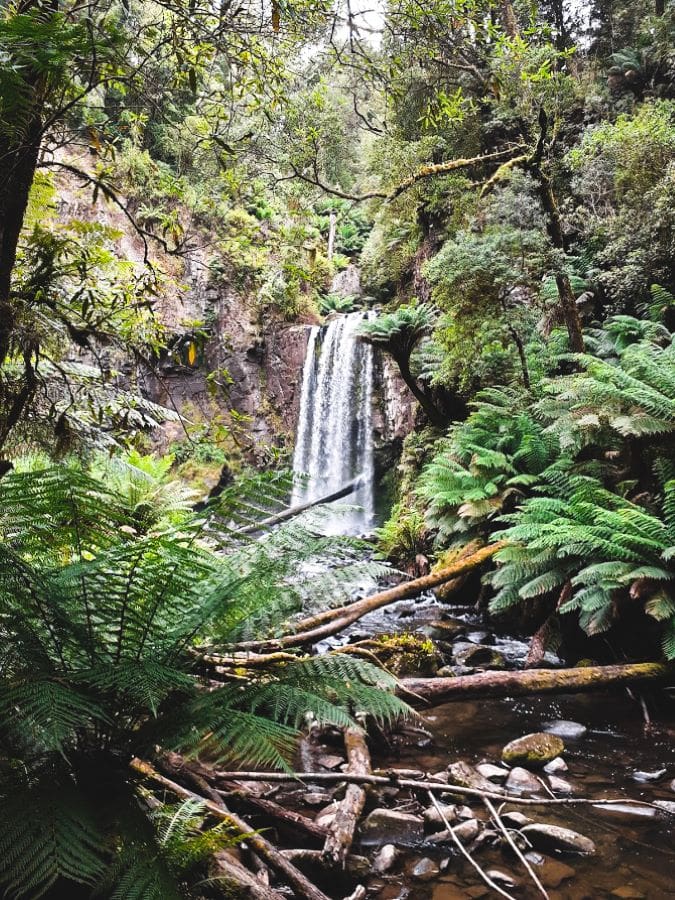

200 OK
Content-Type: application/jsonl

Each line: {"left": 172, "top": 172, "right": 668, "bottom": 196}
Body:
{"left": 371, "top": 632, "right": 440, "bottom": 676}
{"left": 502, "top": 732, "right": 565, "bottom": 768}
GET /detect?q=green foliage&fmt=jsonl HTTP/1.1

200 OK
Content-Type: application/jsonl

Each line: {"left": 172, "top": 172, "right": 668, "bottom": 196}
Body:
{"left": 0, "top": 463, "right": 409, "bottom": 898}
{"left": 357, "top": 302, "right": 436, "bottom": 363}
{"left": 377, "top": 502, "right": 427, "bottom": 563}
{"left": 419, "top": 388, "right": 560, "bottom": 545}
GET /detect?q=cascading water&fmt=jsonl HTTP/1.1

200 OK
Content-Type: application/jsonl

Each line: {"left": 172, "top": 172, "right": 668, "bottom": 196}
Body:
{"left": 292, "top": 311, "right": 376, "bottom": 534}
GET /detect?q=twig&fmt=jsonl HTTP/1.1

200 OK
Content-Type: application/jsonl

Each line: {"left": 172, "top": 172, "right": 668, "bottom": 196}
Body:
{"left": 483, "top": 796, "right": 549, "bottom": 899}
{"left": 427, "top": 792, "right": 518, "bottom": 900}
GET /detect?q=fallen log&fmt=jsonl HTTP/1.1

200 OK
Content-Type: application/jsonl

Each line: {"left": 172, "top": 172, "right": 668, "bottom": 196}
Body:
{"left": 235, "top": 478, "right": 362, "bottom": 536}
{"left": 212, "top": 850, "right": 286, "bottom": 900}
{"left": 219, "top": 786, "right": 327, "bottom": 843}
{"left": 400, "top": 662, "right": 672, "bottom": 705}
{"left": 230, "top": 542, "right": 506, "bottom": 653}
{"left": 130, "top": 758, "right": 332, "bottom": 900}
{"left": 322, "top": 728, "right": 370, "bottom": 866}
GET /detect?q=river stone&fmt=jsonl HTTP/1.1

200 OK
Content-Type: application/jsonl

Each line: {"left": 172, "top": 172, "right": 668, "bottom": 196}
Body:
{"left": 476, "top": 763, "right": 509, "bottom": 783}
{"left": 502, "top": 810, "right": 532, "bottom": 828}
{"left": 446, "top": 761, "right": 501, "bottom": 793}
{"left": 505, "top": 766, "right": 544, "bottom": 795}
{"left": 302, "top": 792, "right": 332, "bottom": 807}
{"left": 453, "top": 642, "right": 505, "bottom": 669}
{"left": 428, "top": 818, "right": 480, "bottom": 845}
{"left": 426, "top": 620, "right": 466, "bottom": 640}
{"left": 544, "top": 756, "right": 569, "bottom": 775}
{"left": 502, "top": 732, "right": 565, "bottom": 768}
{"left": 360, "top": 808, "right": 424, "bottom": 845}
{"left": 437, "top": 664, "right": 474, "bottom": 677}
{"left": 592, "top": 802, "right": 659, "bottom": 824}
{"left": 654, "top": 800, "right": 675, "bottom": 815}
{"left": 521, "top": 823, "right": 595, "bottom": 855}
{"left": 486, "top": 869, "right": 518, "bottom": 888}
{"left": 412, "top": 857, "right": 440, "bottom": 881}
{"left": 372, "top": 843, "right": 399, "bottom": 874}
{"left": 423, "top": 803, "right": 458, "bottom": 831}
{"left": 610, "top": 887, "right": 647, "bottom": 899}
{"left": 536, "top": 857, "right": 576, "bottom": 888}
{"left": 543, "top": 719, "right": 588, "bottom": 740}
{"left": 631, "top": 767, "right": 666, "bottom": 783}
{"left": 548, "top": 775, "right": 574, "bottom": 794}
{"left": 315, "top": 803, "right": 338, "bottom": 829}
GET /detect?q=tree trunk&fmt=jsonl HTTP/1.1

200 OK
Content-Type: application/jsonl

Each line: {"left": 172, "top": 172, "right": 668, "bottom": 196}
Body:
{"left": 396, "top": 355, "right": 448, "bottom": 426}
{"left": 401, "top": 662, "right": 671, "bottom": 705}
{"left": 227, "top": 542, "right": 506, "bottom": 653}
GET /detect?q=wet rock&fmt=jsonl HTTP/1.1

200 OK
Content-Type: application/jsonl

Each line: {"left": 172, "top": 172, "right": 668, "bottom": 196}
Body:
{"left": 524, "top": 851, "right": 545, "bottom": 865}
{"left": 505, "top": 767, "right": 544, "bottom": 795}
{"left": 455, "top": 805, "right": 476, "bottom": 820}
{"left": 426, "top": 620, "right": 466, "bottom": 640}
{"left": 453, "top": 642, "right": 505, "bottom": 669}
{"left": 428, "top": 818, "right": 480, "bottom": 845}
{"left": 502, "top": 811, "right": 532, "bottom": 828}
{"left": 536, "top": 857, "right": 576, "bottom": 888}
{"left": 446, "top": 761, "right": 501, "bottom": 793}
{"left": 610, "top": 887, "right": 646, "bottom": 899}
{"left": 372, "top": 844, "right": 399, "bottom": 875}
{"left": 314, "top": 803, "right": 338, "bottom": 829}
{"left": 423, "top": 803, "right": 458, "bottom": 831}
{"left": 302, "top": 792, "right": 332, "bottom": 807}
{"left": 544, "top": 756, "right": 569, "bottom": 775}
{"left": 476, "top": 763, "right": 509, "bottom": 783}
{"left": 466, "top": 630, "right": 494, "bottom": 645}
{"left": 670, "top": 778, "right": 675, "bottom": 792}
{"left": 548, "top": 775, "right": 574, "bottom": 794}
{"left": 543, "top": 719, "right": 588, "bottom": 740}
{"left": 521, "top": 823, "right": 596, "bottom": 855}
{"left": 436, "top": 664, "right": 474, "bottom": 677}
{"left": 360, "top": 808, "right": 424, "bottom": 846}
{"left": 631, "top": 767, "right": 666, "bottom": 783}
{"left": 486, "top": 869, "right": 518, "bottom": 888}
{"left": 654, "top": 800, "right": 675, "bottom": 815}
{"left": 593, "top": 803, "right": 659, "bottom": 824}
{"left": 430, "top": 771, "right": 450, "bottom": 784}
{"left": 412, "top": 857, "right": 440, "bottom": 881}
{"left": 502, "top": 732, "right": 565, "bottom": 768}
{"left": 316, "top": 753, "right": 344, "bottom": 770}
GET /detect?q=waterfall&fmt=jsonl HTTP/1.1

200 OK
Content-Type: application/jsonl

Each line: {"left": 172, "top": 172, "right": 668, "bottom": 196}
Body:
{"left": 292, "top": 311, "right": 375, "bottom": 533}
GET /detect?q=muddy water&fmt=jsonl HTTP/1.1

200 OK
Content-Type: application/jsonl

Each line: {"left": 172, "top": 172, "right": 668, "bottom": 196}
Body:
{"left": 335, "top": 595, "right": 675, "bottom": 899}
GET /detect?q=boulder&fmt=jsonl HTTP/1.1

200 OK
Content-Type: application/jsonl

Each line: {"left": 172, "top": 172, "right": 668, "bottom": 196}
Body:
{"left": 372, "top": 844, "right": 399, "bottom": 875}
{"left": 453, "top": 642, "right": 505, "bottom": 668}
{"left": 412, "top": 857, "right": 440, "bottom": 881}
{"left": 543, "top": 756, "right": 569, "bottom": 775}
{"left": 505, "top": 767, "right": 544, "bottom": 795}
{"left": 542, "top": 719, "right": 588, "bottom": 740}
{"left": 360, "top": 808, "right": 424, "bottom": 846}
{"left": 476, "top": 763, "right": 509, "bottom": 783}
{"left": 521, "top": 823, "right": 596, "bottom": 855}
{"left": 502, "top": 732, "right": 565, "bottom": 768}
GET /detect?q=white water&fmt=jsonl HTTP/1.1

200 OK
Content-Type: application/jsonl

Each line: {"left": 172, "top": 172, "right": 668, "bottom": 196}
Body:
{"left": 292, "top": 312, "right": 376, "bottom": 534}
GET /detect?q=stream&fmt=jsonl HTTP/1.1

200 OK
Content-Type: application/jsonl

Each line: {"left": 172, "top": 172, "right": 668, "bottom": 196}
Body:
{"left": 289, "top": 312, "right": 675, "bottom": 899}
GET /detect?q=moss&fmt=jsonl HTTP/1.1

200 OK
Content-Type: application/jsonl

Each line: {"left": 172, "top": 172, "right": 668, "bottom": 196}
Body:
{"left": 371, "top": 632, "right": 440, "bottom": 676}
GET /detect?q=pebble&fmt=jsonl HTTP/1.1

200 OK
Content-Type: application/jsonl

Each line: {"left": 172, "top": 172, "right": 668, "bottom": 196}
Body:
{"left": 360, "top": 808, "right": 425, "bottom": 846}
{"left": 544, "top": 756, "right": 569, "bottom": 774}
{"left": 486, "top": 869, "right": 518, "bottom": 887}
{"left": 476, "top": 763, "right": 509, "bottom": 783}
{"left": 543, "top": 719, "right": 588, "bottom": 740}
{"left": 412, "top": 857, "right": 440, "bottom": 881}
{"left": 521, "top": 823, "right": 596, "bottom": 855}
{"left": 631, "top": 768, "right": 666, "bottom": 783}
{"left": 372, "top": 843, "right": 399, "bottom": 875}
{"left": 502, "top": 732, "right": 565, "bottom": 768}
{"left": 548, "top": 775, "right": 574, "bottom": 794}
{"left": 446, "top": 761, "right": 499, "bottom": 793}
{"left": 505, "top": 766, "right": 544, "bottom": 795}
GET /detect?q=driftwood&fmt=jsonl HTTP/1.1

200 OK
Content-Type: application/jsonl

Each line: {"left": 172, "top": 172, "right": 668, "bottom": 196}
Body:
{"left": 230, "top": 542, "right": 506, "bottom": 653}
{"left": 322, "top": 728, "right": 371, "bottom": 866}
{"left": 400, "top": 662, "right": 672, "bottom": 705}
{"left": 212, "top": 850, "right": 286, "bottom": 900}
{"left": 235, "top": 478, "right": 361, "bottom": 536}
{"left": 130, "top": 758, "right": 332, "bottom": 900}
{"left": 219, "top": 786, "right": 327, "bottom": 843}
